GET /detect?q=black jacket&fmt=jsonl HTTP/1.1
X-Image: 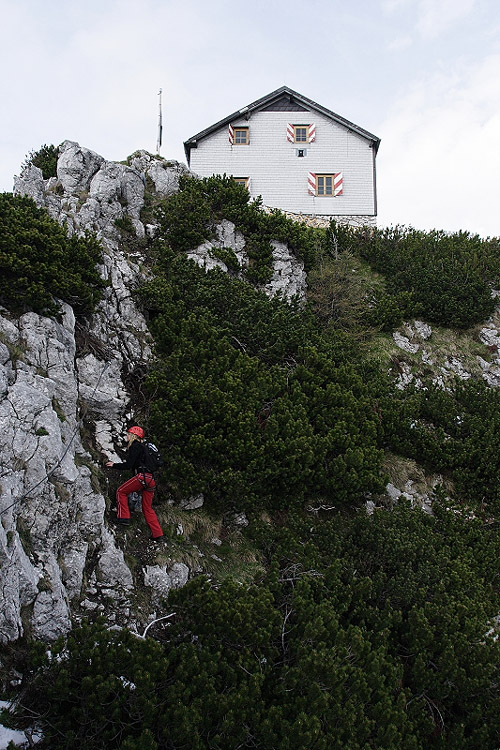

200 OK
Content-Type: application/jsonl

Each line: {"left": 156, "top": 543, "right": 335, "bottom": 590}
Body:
{"left": 112, "top": 441, "right": 147, "bottom": 473}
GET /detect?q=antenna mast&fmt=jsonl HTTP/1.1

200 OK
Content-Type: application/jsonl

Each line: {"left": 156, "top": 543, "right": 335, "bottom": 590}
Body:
{"left": 156, "top": 88, "right": 163, "bottom": 155}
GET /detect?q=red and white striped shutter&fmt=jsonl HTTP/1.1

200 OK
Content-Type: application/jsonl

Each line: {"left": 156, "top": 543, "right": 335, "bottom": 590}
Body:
{"left": 286, "top": 123, "right": 295, "bottom": 143}
{"left": 334, "top": 172, "right": 343, "bottom": 196}
{"left": 308, "top": 123, "right": 316, "bottom": 142}
{"left": 228, "top": 124, "right": 234, "bottom": 144}
{"left": 308, "top": 172, "right": 317, "bottom": 195}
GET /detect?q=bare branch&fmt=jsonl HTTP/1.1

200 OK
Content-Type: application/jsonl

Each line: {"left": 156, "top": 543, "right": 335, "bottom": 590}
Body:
{"left": 281, "top": 605, "right": 293, "bottom": 652}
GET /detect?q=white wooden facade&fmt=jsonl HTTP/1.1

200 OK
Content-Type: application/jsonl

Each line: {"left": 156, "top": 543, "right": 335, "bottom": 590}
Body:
{"left": 184, "top": 87, "right": 380, "bottom": 221}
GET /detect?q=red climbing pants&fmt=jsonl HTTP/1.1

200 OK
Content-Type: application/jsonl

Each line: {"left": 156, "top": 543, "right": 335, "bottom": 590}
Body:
{"left": 116, "top": 473, "right": 164, "bottom": 538}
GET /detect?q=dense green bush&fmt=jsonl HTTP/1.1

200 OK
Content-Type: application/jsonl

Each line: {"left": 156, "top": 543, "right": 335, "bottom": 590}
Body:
{"left": 343, "top": 225, "right": 500, "bottom": 328}
{"left": 9, "top": 505, "right": 500, "bottom": 749}
{"left": 143, "top": 186, "right": 402, "bottom": 514}
{"left": 3, "top": 622, "right": 169, "bottom": 749}
{"left": 0, "top": 193, "right": 105, "bottom": 317}
{"left": 142, "top": 254, "right": 385, "bottom": 512}
{"left": 380, "top": 377, "right": 500, "bottom": 512}
{"left": 4, "top": 168, "right": 500, "bottom": 750}
{"left": 155, "top": 174, "right": 325, "bottom": 283}
{"left": 21, "top": 144, "right": 59, "bottom": 179}
{"left": 307, "top": 249, "right": 415, "bottom": 333}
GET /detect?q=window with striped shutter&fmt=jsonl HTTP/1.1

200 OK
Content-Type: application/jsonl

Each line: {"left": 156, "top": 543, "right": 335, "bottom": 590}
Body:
{"left": 229, "top": 125, "right": 249, "bottom": 145}
{"left": 288, "top": 124, "right": 316, "bottom": 143}
{"left": 308, "top": 172, "right": 344, "bottom": 196}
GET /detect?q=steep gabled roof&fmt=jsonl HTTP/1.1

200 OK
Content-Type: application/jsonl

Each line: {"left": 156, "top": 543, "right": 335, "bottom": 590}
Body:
{"left": 184, "top": 86, "right": 381, "bottom": 163}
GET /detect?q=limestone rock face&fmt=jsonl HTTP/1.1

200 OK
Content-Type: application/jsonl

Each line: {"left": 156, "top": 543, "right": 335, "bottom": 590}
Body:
{"left": 13, "top": 163, "right": 47, "bottom": 207}
{"left": 143, "top": 562, "right": 189, "bottom": 602}
{"left": 57, "top": 140, "right": 105, "bottom": 194}
{"left": 0, "top": 304, "right": 133, "bottom": 643}
{"left": 2, "top": 144, "right": 196, "bottom": 643}
{"left": 390, "top": 308, "right": 500, "bottom": 390}
{"left": 188, "top": 220, "right": 307, "bottom": 301}
{"left": 478, "top": 309, "right": 500, "bottom": 386}
{"left": 187, "top": 220, "right": 248, "bottom": 275}
{"left": 265, "top": 240, "right": 307, "bottom": 300}
{"left": 128, "top": 152, "right": 189, "bottom": 198}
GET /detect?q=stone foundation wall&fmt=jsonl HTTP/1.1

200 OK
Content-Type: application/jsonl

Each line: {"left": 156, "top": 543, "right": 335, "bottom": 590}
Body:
{"left": 263, "top": 207, "right": 377, "bottom": 230}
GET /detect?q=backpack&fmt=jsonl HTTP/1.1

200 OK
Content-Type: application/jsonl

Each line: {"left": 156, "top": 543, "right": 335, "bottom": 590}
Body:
{"left": 142, "top": 441, "right": 164, "bottom": 473}
{"left": 128, "top": 491, "right": 143, "bottom": 511}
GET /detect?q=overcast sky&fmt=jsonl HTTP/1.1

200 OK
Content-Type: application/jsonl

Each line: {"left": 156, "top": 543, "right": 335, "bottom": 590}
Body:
{"left": 1, "top": 0, "right": 499, "bottom": 237}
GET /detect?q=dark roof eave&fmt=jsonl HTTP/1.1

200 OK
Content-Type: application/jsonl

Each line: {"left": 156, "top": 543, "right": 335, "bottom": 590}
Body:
{"left": 183, "top": 86, "right": 381, "bottom": 164}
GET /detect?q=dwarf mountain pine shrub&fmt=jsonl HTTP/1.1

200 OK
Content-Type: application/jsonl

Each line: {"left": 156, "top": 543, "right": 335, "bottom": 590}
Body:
{"left": 11, "top": 505, "right": 500, "bottom": 749}
{"left": 141, "top": 254, "right": 385, "bottom": 514}
{"left": 340, "top": 224, "right": 500, "bottom": 329}
{"left": 0, "top": 193, "right": 106, "bottom": 317}
{"left": 21, "top": 144, "right": 59, "bottom": 179}
{"left": 381, "top": 377, "right": 500, "bottom": 513}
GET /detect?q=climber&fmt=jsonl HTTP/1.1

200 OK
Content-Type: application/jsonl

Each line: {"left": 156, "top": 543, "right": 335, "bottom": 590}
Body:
{"left": 106, "top": 425, "right": 165, "bottom": 542}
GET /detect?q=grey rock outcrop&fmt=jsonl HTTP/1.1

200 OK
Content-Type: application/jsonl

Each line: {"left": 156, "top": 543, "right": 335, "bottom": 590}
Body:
{"left": 385, "top": 480, "right": 433, "bottom": 514}
{"left": 0, "top": 304, "right": 132, "bottom": 642}
{"left": 1, "top": 143, "right": 196, "bottom": 643}
{"left": 179, "top": 493, "right": 205, "bottom": 511}
{"left": 478, "top": 307, "right": 500, "bottom": 386}
{"left": 188, "top": 219, "right": 307, "bottom": 301}
{"left": 143, "top": 562, "right": 189, "bottom": 602}
{"left": 390, "top": 304, "right": 500, "bottom": 390}
{"left": 57, "top": 141, "right": 104, "bottom": 194}
{"left": 13, "top": 142, "right": 194, "bottom": 454}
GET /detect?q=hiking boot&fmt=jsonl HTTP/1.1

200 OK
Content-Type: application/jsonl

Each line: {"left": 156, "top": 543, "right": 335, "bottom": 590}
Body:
{"left": 112, "top": 516, "right": 131, "bottom": 526}
{"left": 149, "top": 534, "right": 166, "bottom": 543}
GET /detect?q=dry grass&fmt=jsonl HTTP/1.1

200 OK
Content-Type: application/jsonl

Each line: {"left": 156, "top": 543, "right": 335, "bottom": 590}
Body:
{"left": 383, "top": 453, "right": 427, "bottom": 488}
{"left": 118, "top": 502, "right": 265, "bottom": 584}
{"left": 366, "top": 318, "right": 495, "bottom": 387}
{"left": 157, "top": 503, "right": 222, "bottom": 541}
{"left": 381, "top": 451, "right": 455, "bottom": 506}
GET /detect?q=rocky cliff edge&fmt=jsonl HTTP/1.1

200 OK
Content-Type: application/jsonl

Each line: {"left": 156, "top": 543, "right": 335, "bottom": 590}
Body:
{"left": 0, "top": 143, "right": 193, "bottom": 643}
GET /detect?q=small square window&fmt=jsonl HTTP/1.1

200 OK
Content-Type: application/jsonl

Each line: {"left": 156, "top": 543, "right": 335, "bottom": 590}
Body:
{"left": 294, "top": 126, "right": 308, "bottom": 143}
{"left": 233, "top": 177, "right": 249, "bottom": 189}
{"left": 296, "top": 148, "right": 307, "bottom": 158}
{"left": 234, "top": 127, "right": 249, "bottom": 145}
